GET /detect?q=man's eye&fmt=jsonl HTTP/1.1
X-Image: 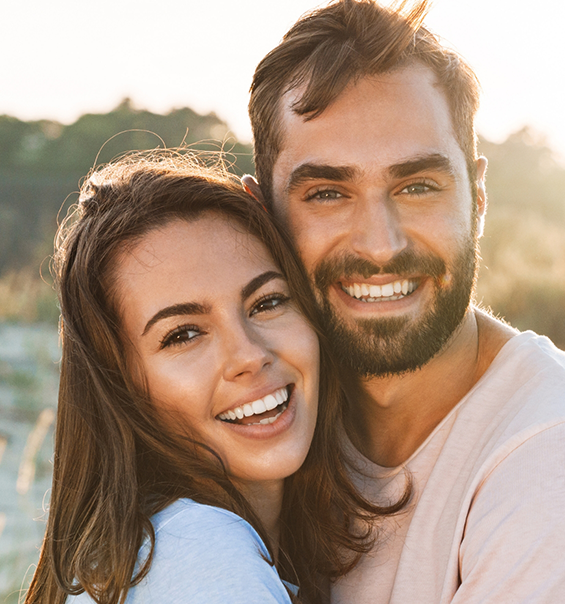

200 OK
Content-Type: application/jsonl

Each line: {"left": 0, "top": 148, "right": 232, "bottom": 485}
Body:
{"left": 399, "top": 182, "right": 437, "bottom": 196}
{"left": 305, "top": 188, "right": 344, "bottom": 202}
{"left": 160, "top": 325, "right": 201, "bottom": 348}
{"left": 251, "top": 294, "right": 290, "bottom": 315}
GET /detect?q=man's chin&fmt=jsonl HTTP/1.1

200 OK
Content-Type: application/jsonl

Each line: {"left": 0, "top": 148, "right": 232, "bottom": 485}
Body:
{"left": 320, "top": 312, "right": 440, "bottom": 378}
{"left": 312, "top": 239, "right": 478, "bottom": 378}
{"left": 318, "top": 284, "right": 472, "bottom": 378}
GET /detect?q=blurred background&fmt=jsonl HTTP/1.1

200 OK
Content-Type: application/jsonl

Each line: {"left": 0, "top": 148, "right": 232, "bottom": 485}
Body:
{"left": 1, "top": 0, "right": 564, "bottom": 601}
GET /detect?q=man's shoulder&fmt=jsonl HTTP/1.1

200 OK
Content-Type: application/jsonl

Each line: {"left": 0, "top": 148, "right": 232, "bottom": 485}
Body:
{"left": 457, "top": 327, "right": 565, "bottom": 465}
{"left": 477, "top": 308, "right": 565, "bottom": 376}
{"left": 520, "top": 329, "right": 565, "bottom": 367}
{"left": 489, "top": 322, "right": 562, "bottom": 381}
{"left": 490, "top": 328, "right": 565, "bottom": 391}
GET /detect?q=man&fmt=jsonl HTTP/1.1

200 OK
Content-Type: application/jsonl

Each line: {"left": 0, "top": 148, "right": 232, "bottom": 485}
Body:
{"left": 243, "top": 0, "right": 565, "bottom": 602}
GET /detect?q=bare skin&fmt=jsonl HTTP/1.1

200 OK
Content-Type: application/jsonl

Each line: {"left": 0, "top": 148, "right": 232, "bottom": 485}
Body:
{"left": 244, "top": 65, "right": 517, "bottom": 467}
{"left": 240, "top": 479, "right": 284, "bottom": 553}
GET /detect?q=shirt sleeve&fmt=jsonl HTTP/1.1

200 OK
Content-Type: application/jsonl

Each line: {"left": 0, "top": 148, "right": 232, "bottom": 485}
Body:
{"left": 453, "top": 423, "right": 565, "bottom": 603}
{"left": 125, "top": 501, "right": 294, "bottom": 604}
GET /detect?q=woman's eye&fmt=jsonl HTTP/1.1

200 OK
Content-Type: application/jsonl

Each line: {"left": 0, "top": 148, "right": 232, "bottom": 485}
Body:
{"left": 251, "top": 294, "right": 290, "bottom": 316}
{"left": 160, "top": 325, "right": 201, "bottom": 349}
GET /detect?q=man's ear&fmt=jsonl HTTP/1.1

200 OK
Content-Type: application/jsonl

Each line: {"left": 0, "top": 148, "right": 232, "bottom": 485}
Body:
{"left": 476, "top": 157, "right": 488, "bottom": 238}
{"left": 241, "top": 174, "right": 266, "bottom": 205}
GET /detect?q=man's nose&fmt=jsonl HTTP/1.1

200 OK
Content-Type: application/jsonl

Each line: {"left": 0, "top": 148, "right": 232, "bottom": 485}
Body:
{"left": 222, "top": 319, "right": 274, "bottom": 382}
{"left": 349, "top": 196, "right": 408, "bottom": 266}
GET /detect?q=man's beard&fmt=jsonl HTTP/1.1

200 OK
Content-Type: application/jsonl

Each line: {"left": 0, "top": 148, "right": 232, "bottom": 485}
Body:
{"left": 313, "top": 238, "right": 478, "bottom": 378}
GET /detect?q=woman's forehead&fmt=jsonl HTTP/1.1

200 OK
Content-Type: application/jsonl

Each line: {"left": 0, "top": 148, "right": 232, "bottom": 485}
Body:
{"left": 113, "top": 216, "right": 280, "bottom": 332}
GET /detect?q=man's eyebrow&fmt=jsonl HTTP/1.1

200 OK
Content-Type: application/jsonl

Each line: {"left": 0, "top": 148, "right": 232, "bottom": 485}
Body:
{"left": 142, "top": 302, "right": 210, "bottom": 336}
{"left": 286, "top": 163, "right": 357, "bottom": 194}
{"left": 241, "top": 271, "right": 284, "bottom": 300}
{"left": 388, "top": 154, "right": 455, "bottom": 179}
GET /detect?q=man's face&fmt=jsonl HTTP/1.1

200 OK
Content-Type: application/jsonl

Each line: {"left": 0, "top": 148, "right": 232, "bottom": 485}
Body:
{"left": 271, "top": 65, "right": 486, "bottom": 377}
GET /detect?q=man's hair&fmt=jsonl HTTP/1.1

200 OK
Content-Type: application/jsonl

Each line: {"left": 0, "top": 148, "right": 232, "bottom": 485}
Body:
{"left": 249, "top": 0, "right": 481, "bottom": 203}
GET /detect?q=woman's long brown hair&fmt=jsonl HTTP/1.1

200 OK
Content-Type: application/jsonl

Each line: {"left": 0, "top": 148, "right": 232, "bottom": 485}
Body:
{"left": 25, "top": 151, "right": 408, "bottom": 604}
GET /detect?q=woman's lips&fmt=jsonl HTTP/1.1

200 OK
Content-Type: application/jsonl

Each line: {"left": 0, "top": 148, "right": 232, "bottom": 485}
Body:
{"left": 218, "top": 385, "right": 297, "bottom": 439}
{"left": 217, "top": 385, "right": 290, "bottom": 424}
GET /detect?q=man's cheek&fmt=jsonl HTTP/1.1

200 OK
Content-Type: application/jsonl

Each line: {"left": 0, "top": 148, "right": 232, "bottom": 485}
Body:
{"left": 294, "top": 224, "right": 327, "bottom": 262}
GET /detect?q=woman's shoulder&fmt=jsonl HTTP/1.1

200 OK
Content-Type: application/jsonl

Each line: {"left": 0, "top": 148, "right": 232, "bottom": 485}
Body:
{"left": 66, "top": 499, "right": 294, "bottom": 603}
{"left": 151, "top": 498, "right": 268, "bottom": 551}
{"left": 127, "top": 498, "right": 293, "bottom": 603}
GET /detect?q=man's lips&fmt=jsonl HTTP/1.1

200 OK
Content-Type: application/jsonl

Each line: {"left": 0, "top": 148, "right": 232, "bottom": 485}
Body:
{"left": 313, "top": 251, "right": 447, "bottom": 297}
{"left": 337, "top": 275, "right": 421, "bottom": 304}
{"left": 340, "top": 277, "right": 420, "bottom": 301}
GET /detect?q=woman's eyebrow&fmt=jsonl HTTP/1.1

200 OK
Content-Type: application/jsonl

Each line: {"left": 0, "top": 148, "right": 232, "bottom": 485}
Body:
{"left": 142, "top": 271, "right": 284, "bottom": 336}
{"left": 241, "top": 271, "right": 284, "bottom": 300}
{"left": 142, "top": 302, "right": 210, "bottom": 336}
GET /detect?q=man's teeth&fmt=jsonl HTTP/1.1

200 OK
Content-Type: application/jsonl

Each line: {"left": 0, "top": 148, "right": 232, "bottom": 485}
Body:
{"left": 217, "top": 387, "right": 288, "bottom": 423}
{"left": 342, "top": 279, "right": 418, "bottom": 302}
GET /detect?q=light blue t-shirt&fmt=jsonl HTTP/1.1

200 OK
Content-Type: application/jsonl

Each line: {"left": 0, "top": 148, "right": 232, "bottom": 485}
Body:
{"left": 68, "top": 499, "right": 295, "bottom": 603}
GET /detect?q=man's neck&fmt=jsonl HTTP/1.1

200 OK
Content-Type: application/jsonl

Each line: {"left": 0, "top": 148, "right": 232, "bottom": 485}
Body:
{"left": 344, "top": 308, "right": 516, "bottom": 467}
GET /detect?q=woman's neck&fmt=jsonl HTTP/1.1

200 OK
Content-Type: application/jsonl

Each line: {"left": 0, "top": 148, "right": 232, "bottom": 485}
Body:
{"left": 236, "top": 478, "right": 284, "bottom": 557}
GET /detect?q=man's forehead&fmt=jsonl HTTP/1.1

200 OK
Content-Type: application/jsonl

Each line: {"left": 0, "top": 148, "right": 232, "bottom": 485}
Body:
{"left": 278, "top": 62, "right": 443, "bottom": 128}
{"left": 272, "top": 65, "right": 462, "bottom": 188}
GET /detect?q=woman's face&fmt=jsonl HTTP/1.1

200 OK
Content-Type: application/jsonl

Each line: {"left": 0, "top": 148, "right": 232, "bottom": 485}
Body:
{"left": 115, "top": 214, "right": 320, "bottom": 486}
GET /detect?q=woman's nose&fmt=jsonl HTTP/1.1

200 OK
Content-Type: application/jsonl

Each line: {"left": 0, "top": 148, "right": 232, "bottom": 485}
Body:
{"left": 222, "top": 320, "right": 274, "bottom": 382}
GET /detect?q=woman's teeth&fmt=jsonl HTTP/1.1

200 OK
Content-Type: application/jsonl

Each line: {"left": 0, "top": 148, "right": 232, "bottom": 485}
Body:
{"left": 342, "top": 279, "right": 418, "bottom": 302}
{"left": 218, "top": 387, "right": 289, "bottom": 425}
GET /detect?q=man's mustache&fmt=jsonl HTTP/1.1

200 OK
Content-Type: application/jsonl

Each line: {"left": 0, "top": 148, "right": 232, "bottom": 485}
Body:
{"left": 314, "top": 249, "right": 447, "bottom": 292}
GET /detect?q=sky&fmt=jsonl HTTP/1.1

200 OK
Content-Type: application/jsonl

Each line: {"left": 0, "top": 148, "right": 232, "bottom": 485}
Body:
{"left": 3, "top": 0, "right": 565, "bottom": 159}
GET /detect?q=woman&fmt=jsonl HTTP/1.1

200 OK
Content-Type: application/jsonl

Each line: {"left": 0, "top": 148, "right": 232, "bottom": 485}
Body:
{"left": 25, "top": 152, "right": 406, "bottom": 604}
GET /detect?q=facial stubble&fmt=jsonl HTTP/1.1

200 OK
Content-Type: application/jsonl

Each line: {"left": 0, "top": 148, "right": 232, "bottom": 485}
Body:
{"left": 312, "top": 237, "right": 479, "bottom": 378}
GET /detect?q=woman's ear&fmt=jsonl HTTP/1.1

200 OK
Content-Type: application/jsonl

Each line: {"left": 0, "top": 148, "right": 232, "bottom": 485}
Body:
{"left": 241, "top": 175, "right": 266, "bottom": 204}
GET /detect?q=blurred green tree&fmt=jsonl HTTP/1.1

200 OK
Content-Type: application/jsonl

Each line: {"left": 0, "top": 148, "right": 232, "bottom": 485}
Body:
{"left": 477, "top": 128, "right": 565, "bottom": 348}
{"left": 0, "top": 99, "right": 253, "bottom": 274}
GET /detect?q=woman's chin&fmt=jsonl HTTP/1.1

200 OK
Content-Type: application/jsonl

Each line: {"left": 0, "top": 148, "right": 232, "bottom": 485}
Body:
{"left": 219, "top": 390, "right": 315, "bottom": 484}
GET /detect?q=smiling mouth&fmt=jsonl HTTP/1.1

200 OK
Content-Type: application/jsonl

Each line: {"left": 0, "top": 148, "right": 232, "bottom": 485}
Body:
{"left": 341, "top": 278, "right": 419, "bottom": 302}
{"left": 217, "top": 386, "right": 291, "bottom": 426}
